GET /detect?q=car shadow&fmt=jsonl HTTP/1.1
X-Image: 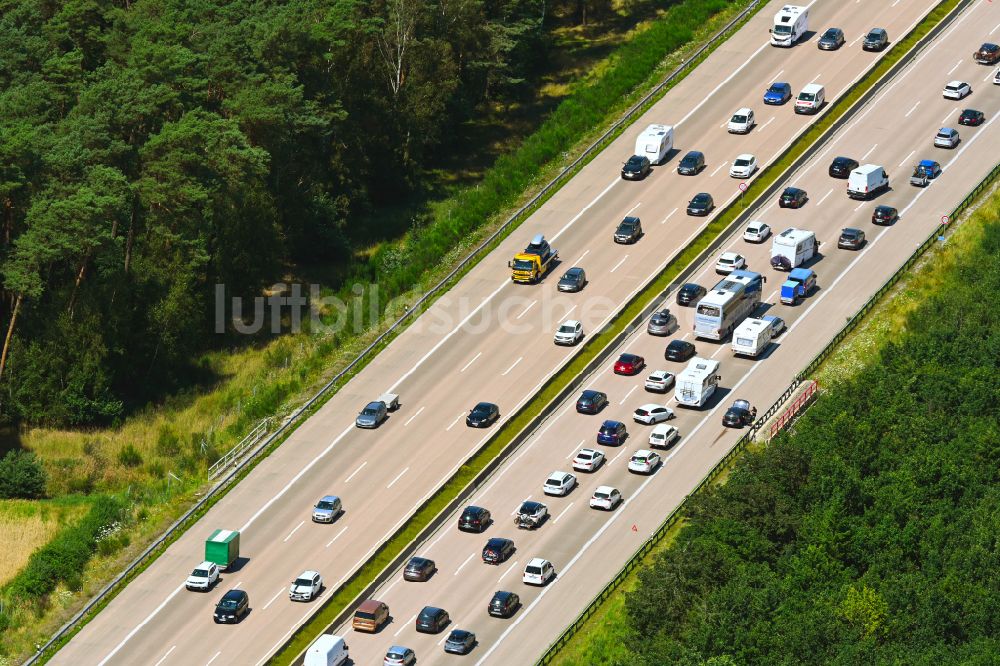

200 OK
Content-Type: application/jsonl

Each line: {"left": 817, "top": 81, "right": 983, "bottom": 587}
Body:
{"left": 226, "top": 557, "right": 251, "bottom": 573}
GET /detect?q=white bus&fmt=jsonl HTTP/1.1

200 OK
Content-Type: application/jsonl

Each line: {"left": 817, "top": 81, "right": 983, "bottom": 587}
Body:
{"left": 674, "top": 357, "right": 721, "bottom": 408}
{"left": 693, "top": 270, "right": 764, "bottom": 340}
{"left": 731, "top": 317, "right": 774, "bottom": 358}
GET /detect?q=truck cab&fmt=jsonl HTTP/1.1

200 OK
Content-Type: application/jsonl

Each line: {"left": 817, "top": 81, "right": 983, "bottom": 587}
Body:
{"left": 780, "top": 268, "right": 816, "bottom": 305}
{"left": 510, "top": 234, "right": 558, "bottom": 283}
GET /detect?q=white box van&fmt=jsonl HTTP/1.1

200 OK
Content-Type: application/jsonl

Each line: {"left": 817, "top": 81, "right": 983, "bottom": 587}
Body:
{"left": 731, "top": 318, "right": 774, "bottom": 358}
{"left": 304, "top": 634, "right": 349, "bottom": 666}
{"left": 847, "top": 164, "right": 889, "bottom": 200}
{"left": 794, "top": 84, "right": 825, "bottom": 114}
{"left": 634, "top": 124, "right": 674, "bottom": 165}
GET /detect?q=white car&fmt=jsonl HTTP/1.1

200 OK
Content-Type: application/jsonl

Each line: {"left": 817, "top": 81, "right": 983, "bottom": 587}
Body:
{"left": 727, "top": 107, "right": 755, "bottom": 134}
{"left": 644, "top": 370, "right": 675, "bottom": 393}
{"left": 554, "top": 319, "right": 584, "bottom": 346}
{"left": 185, "top": 561, "right": 220, "bottom": 591}
{"left": 632, "top": 404, "right": 674, "bottom": 424}
{"left": 289, "top": 570, "right": 323, "bottom": 601}
{"left": 543, "top": 470, "right": 577, "bottom": 496}
{"left": 649, "top": 424, "right": 680, "bottom": 449}
{"left": 716, "top": 252, "right": 746, "bottom": 274}
{"left": 572, "top": 448, "right": 606, "bottom": 472}
{"left": 729, "top": 154, "right": 758, "bottom": 178}
{"left": 743, "top": 221, "right": 771, "bottom": 243}
{"left": 523, "top": 557, "right": 556, "bottom": 585}
{"left": 628, "top": 449, "right": 662, "bottom": 474}
{"left": 942, "top": 80, "right": 971, "bottom": 99}
{"left": 994, "top": 68, "right": 1000, "bottom": 85}
{"left": 590, "top": 486, "right": 623, "bottom": 510}
{"left": 933, "top": 127, "right": 959, "bottom": 149}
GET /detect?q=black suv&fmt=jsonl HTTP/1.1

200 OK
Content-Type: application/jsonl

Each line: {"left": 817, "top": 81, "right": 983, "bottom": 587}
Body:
{"left": 862, "top": 28, "right": 888, "bottom": 51}
{"left": 482, "top": 537, "right": 516, "bottom": 564}
{"left": 576, "top": 390, "right": 608, "bottom": 414}
{"left": 828, "top": 156, "right": 859, "bottom": 179}
{"left": 871, "top": 205, "right": 898, "bottom": 226}
{"left": 416, "top": 606, "right": 450, "bottom": 633}
{"left": 676, "top": 282, "right": 706, "bottom": 306}
{"left": 779, "top": 187, "right": 807, "bottom": 209}
{"left": 665, "top": 339, "right": 696, "bottom": 362}
{"left": 677, "top": 150, "right": 705, "bottom": 175}
{"left": 214, "top": 589, "right": 249, "bottom": 624}
{"left": 723, "top": 399, "right": 756, "bottom": 428}
{"left": 614, "top": 216, "right": 643, "bottom": 244}
{"left": 621, "top": 154, "right": 651, "bottom": 180}
{"left": 466, "top": 402, "right": 500, "bottom": 427}
{"left": 488, "top": 591, "right": 521, "bottom": 618}
{"left": 458, "top": 506, "right": 492, "bottom": 532}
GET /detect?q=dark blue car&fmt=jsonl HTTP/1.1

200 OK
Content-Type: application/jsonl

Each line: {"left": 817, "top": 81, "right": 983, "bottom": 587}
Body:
{"left": 764, "top": 82, "right": 792, "bottom": 105}
{"left": 597, "top": 420, "right": 627, "bottom": 446}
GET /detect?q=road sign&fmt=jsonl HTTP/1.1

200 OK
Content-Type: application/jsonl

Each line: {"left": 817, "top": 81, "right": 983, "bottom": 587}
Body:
{"left": 739, "top": 182, "right": 749, "bottom": 192}
{"left": 941, "top": 215, "right": 950, "bottom": 225}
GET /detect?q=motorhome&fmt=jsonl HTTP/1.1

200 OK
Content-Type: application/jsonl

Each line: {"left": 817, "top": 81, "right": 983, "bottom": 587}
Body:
{"left": 770, "top": 5, "right": 809, "bottom": 47}
{"left": 674, "top": 357, "right": 721, "bottom": 408}
{"left": 634, "top": 124, "right": 674, "bottom": 165}
{"left": 769, "top": 228, "right": 817, "bottom": 271}
{"left": 731, "top": 317, "right": 775, "bottom": 358}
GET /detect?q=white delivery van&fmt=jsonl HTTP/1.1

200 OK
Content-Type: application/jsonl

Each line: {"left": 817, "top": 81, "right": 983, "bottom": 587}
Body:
{"left": 770, "top": 5, "right": 809, "bottom": 46}
{"left": 304, "top": 634, "right": 349, "bottom": 666}
{"left": 794, "top": 84, "right": 825, "bottom": 114}
{"left": 847, "top": 164, "right": 889, "bottom": 200}
{"left": 731, "top": 317, "right": 774, "bottom": 358}
{"left": 674, "top": 358, "right": 721, "bottom": 408}
{"left": 634, "top": 124, "right": 674, "bottom": 165}
{"left": 769, "top": 228, "right": 817, "bottom": 271}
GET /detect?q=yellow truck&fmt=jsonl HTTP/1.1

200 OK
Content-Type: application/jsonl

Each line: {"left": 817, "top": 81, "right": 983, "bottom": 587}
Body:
{"left": 509, "top": 234, "right": 558, "bottom": 284}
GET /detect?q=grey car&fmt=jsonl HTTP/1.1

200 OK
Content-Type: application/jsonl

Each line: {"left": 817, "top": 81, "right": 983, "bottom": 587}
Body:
{"left": 558, "top": 266, "right": 587, "bottom": 292}
{"left": 444, "top": 629, "right": 477, "bottom": 655}
{"left": 355, "top": 400, "right": 387, "bottom": 428}
{"left": 646, "top": 309, "right": 677, "bottom": 336}
{"left": 817, "top": 27, "right": 845, "bottom": 50}
{"left": 515, "top": 500, "right": 549, "bottom": 529}
{"left": 312, "top": 495, "right": 342, "bottom": 523}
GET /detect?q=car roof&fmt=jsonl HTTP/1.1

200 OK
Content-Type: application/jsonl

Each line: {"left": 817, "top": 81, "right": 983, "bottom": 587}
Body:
{"left": 636, "top": 403, "right": 664, "bottom": 411}
{"left": 474, "top": 402, "right": 496, "bottom": 409}
{"left": 875, "top": 204, "right": 897, "bottom": 211}
{"left": 683, "top": 150, "right": 704, "bottom": 158}
{"left": 918, "top": 159, "right": 938, "bottom": 167}
{"left": 841, "top": 227, "right": 862, "bottom": 234}
{"left": 770, "top": 81, "right": 789, "bottom": 88}
{"left": 298, "top": 569, "right": 320, "bottom": 578}
{"left": 651, "top": 423, "right": 676, "bottom": 433}
{"left": 492, "top": 590, "right": 514, "bottom": 599}
{"left": 319, "top": 494, "right": 340, "bottom": 502}
{"left": 735, "top": 153, "right": 755, "bottom": 160}
{"left": 833, "top": 156, "right": 855, "bottom": 163}
{"left": 682, "top": 282, "right": 703, "bottom": 289}
{"left": 364, "top": 401, "right": 383, "bottom": 409}
{"left": 595, "top": 485, "right": 617, "bottom": 493}
{"left": 463, "top": 505, "right": 485, "bottom": 513}
{"left": 561, "top": 319, "right": 581, "bottom": 327}
{"left": 601, "top": 419, "right": 623, "bottom": 427}
{"left": 222, "top": 589, "right": 246, "bottom": 600}
{"left": 693, "top": 192, "right": 711, "bottom": 199}
{"left": 547, "top": 470, "right": 571, "bottom": 480}
{"left": 784, "top": 186, "right": 803, "bottom": 194}
{"left": 746, "top": 220, "right": 767, "bottom": 228}
{"left": 735, "top": 107, "right": 752, "bottom": 114}
{"left": 487, "top": 536, "right": 511, "bottom": 545}
{"left": 733, "top": 399, "right": 751, "bottom": 409}
{"left": 420, "top": 606, "right": 444, "bottom": 614}
{"left": 358, "top": 599, "right": 384, "bottom": 611}
{"left": 521, "top": 499, "right": 546, "bottom": 508}
{"left": 633, "top": 449, "right": 654, "bottom": 456}
{"left": 720, "top": 251, "right": 741, "bottom": 260}
{"left": 565, "top": 266, "right": 584, "bottom": 274}
{"left": 196, "top": 560, "right": 216, "bottom": 569}
{"left": 581, "top": 389, "right": 603, "bottom": 397}
{"left": 408, "top": 556, "right": 431, "bottom": 564}
{"left": 527, "top": 557, "right": 549, "bottom": 566}
{"left": 667, "top": 339, "right": 691, "bottom": 347}
{"left": 619, "top": 352, "right": 641, "bottom": 360}
{"left": 388, "top": 646, "right": 412, "bottom": 654}
{"left": 649, "top": 369, "right": 670, "bottom": 377}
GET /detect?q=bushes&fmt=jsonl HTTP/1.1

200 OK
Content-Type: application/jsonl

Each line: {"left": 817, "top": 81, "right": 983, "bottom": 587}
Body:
{"left": 0, "top": 450, "right": 48, "bottom": 499}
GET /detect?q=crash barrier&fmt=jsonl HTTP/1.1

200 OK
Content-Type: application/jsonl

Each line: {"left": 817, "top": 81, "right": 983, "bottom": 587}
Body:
{"left": 767, "top": 380, "right": 819, "bottom": 440}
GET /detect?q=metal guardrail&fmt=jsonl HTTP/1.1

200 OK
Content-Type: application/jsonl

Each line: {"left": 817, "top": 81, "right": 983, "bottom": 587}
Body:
{"left": 207, "top": 418, "right": 270, "bottom": 480}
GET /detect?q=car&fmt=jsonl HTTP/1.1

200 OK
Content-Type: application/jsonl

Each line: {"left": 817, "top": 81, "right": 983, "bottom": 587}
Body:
{"left": 514, "top": 500, "right": 549, "bottom": 528}
{"left": 576, "top": 389, "right": 608, "bottom": 414}
{"left": 614, "top": 216, "right": 643, "bottom": 244}
{"left": 522, "top": 558, "right": 556, "bottom": 585}
{"left": 649, "top": 424, "right": 680, "bottom": 449}
{"left": 355, "top": 400, "right": 388, "bottom": 428}
{"left": 403, "top": 556, "right": 437, "bottom": 582}
{"left": 974, "top": 42, "right": 1000, "bottom": 64}
{"left": 727, "top": 108, "right": 755, "bottom": 134}
{"left": 312, "top": 495, "right": 342, "bottom": 523}
{"left": 482, "top": 537, "right": 516, "bottom": 564}
{"left": 614, "top": 353, "right": 646, "bottom": 375}
{"left": 676, "top": 282, "right": 706, "bottom": 306}
{"left": 665, "top": 339, "right": 696, "bottom": 362}
{"left": 444, "top": 629, "right": 477, "bottom": 655}
{"left": 644, "top": 370, "right": 675, "bottom": 393}
{"left": 934, "top": 127, "right": 960, "bottom": 149}
{"left": 621, "top": 154, "right": 651, "bottom": 180}
{"left": 687, "top": 192, "right": 714, "bottom": 216}
{"left": 763, "top": 82, "right": 792, "bottom": 105}
{"left": 416, "top": 606, "right": 450, "bottom": 633}
{"left": 715, "top": 251, "right": 746, "bottom": 274}
{"left": 466, "top": 401, "right": 500, "bottom": 427}
{"left": 186, "top": 561, "right": 220, "bottom": 591}
{"left": 558, "top": 266, "right": 587, "bottom": 292}
{"left": 995, "top": 68, "right": 1000, "bottom": 85}
{"left": 910, "top": 159, "right": 942, "bottom": 187}
{"left": 742, "top": 221, "right": 771, "bottom": 243}
{"left": 554, "top": 319, "right": 584, "bottom": 346}
{"left": 543, "top": 470, "right": 577, "bottom": 496}
{"left": 597, "top": 419, "right": 628, "bottom": 445}
{"left": 458, "top": 505, "right": 492, "bottom": 532}
{"left": 838, "top": 228, "right": 865, "bottom": 250}
{"left": 289, "top": 570, "right": 323, "bottom": 602}
{"left": 572, "top": 448, "right": 605, "bottom": 472}
{"left": 958, "top": 109, "right": 985, "bottom": 126}
{"left": 729, "top": 154, "right": 757, "bottom": 179}
{"left": 590, "top": 485, "right": 623, "bottom": 510}
{"left": 779, "top": 187, "right": 807, "bottom": 208}
{"left": 817, "top": 27, "right": 845, "bottom": 50}
{"left": 647, "top": 309, "right": 677, "bottom": 336}
{"left": 722, "top": 399, "right": 757, "bottom": 428}
{"left": 828, "top": 156, "right": 859, "bottom": 179}
{"left": 872, "top": 205, "right": 899, "bottom": 225}
{"left": 353, "top": 599, "right": 390, "bottom": 632}
{"left": 213, "top": 589, "right": 249, "bottom": 624}
{"left": 488, "top": 590, "right": 520, "bottom": 618}
{"left": 943, "top": 80, "right": 971, "bottom": 100}
{"left": 384, "top": 646, "right": 416, "bottom": 666}
{"left": 862, "top": 28, "right": 888, "bottom": 51}
{"left": 762, "top": 314, "right": 786, "bottom": 336}
{"left": 677, "top": 150, "right": 706, "bottom": 175}
{"left": 633, "top": 404, "right": 675, "bottom": 425}
{"left": 628, "top": 449, "right": 662, "bottom": 474}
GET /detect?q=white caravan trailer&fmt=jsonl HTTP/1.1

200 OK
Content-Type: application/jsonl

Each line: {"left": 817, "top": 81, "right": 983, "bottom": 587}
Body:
{"left": 674, "top": 357, "right": 721, "bottom": 408}
{"left": 731, "top": 317, "right": 775, "bottom": 358}
{"left": 769, "top": 227, "right": 817, "bottom": 271}
{"left": 634, "top": 124, "right": 674, "bottom": 165}
{"left": 771, "top": 5, "right": 809, "bottom": 47}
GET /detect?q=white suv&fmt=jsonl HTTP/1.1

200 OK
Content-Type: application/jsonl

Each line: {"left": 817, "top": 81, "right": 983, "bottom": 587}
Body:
{"left": 523, "top": 558, "right": 556, "bottom": 585}
{"left": 727, "top": 107, "right": 755, "bottom": 134}
{"left": 185, "top": 561, "right": 219, "bottom": 591}
{"left": 743, "top": 221, "right": 771, "bottom": 243}
{"left": 554, "top": 319, "right": 584, "bottom": 346}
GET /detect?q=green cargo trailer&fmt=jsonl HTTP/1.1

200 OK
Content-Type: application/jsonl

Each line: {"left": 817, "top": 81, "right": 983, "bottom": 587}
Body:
{"left": 205, "top": 529, "right": 240, "bottom": 570}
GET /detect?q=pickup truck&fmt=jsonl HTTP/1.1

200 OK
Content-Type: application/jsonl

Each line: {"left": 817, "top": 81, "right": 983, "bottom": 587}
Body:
{"left": 509, "top": 234, "right": 558, "bottom": 284}
{"left": 780, "top": 268, "right": 816, "bottom": 305}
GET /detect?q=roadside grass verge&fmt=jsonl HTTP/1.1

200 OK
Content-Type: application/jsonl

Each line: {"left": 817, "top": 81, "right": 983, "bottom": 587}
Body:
{"left": 0, "top": 500, "right": 92, "bottom": 588}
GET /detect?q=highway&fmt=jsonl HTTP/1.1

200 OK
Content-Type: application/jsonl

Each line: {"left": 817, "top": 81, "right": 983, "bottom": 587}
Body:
{"left": 48, "top": 1, "right": 951, "bottom": 664}
{"left": 330, "top": 2, "right": 1000, "bottom": 664}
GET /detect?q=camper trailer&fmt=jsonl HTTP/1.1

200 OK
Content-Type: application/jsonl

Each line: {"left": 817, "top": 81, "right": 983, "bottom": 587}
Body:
{"left": 731, "top": 317, "right": 775, "bottom": 358}
{"left": 770, "top": 228, "right": 817, "bottom": 271}
{"left": 634, "top": 124, "right": 674, "bottom": 165}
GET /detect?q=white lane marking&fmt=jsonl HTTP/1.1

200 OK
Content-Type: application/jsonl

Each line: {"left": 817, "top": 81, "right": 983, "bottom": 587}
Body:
{"left": 563, "top": 304, "right": 578, "bottom": 318}
{"left": 575, "top": 249, "right": 590, "bottom": 263}
{"left": 395, "top": 613, "right": 418, "bottom": 637}
{"left": 816, "top": 188, "right": 834, "bottom": 207}
{"left": 325, "top": 525, "right": 348, "bottom": 548}
{"left": 854, "top": 201, "right": 867, "bottom": 212}
{"left": 262, "top": 587, "right": 285, "bottom": 611}
{"left": 609, "top": 449, "right": 626, "bottom": 465}
{"left": 511, "top": 495, "right": 532, "bottom": 515}
{"left": 553, "top": 502, "right": 575, "bottom": 523}
{"left": 861, "top": 143, "right": 878, "bottom": 160}
{"left": 618, "top": 385, "right": 638, "bottom": 405}
{"left": 205, "top": 652, "right": 221, "bottom": 666}
{"left": 986, "top": 71, "right": 996, "bottom": 83}
{"left": 403, "top": 406, "right": 425, "bottom": 426}
{"left": 768, "top": 68, "right": 785, "bottom": 82}
{"left": 660, "top": 208, "right": 678, "bottom": 224}
{"left": 940, "top": 109, "right": 954, "bottom": 125}
{"left": 904, "top": 101, "right": 920, "bottom": 117}
{"left": 460, "top": 351, "right": 483, "bottom": 371}
{"left": 710, "top": 344, "right": 727, "bottom": 359}
{"left": 947, "top": 59, "right": 962, "bottom": 76}
{"left": 498, "top": 560, "right": 519, "bottom": 583}
{"left": 624, "top": 202, "right": 641, "bottom": 217}
{"left": 345, "top": 461, "right": 367, "bottom": 482}
{"left": 566, "top": 438, "right": 585, "bottom": 459}
{"left": 153, "top": 646, "right": 176, "bottom": 666}
{"left": 386, "top": 467, "right": 409, "bottom": 489}
{"left": 992, "top": 20, "right": 1000, "bottom": 36}
{"left": 515, "top": 301, "right": 537, "bottom": 320}
{"left": 764, "top": 289, "right": 777, "bottom": 303}
{"left": 757, "top": 117, "right": 774, "bottom": 133}
{"left": 446, "top": 412, "right": 466, "bottom": 431}
{"left": 610, "top": 255, "right": 629, "bottom": 273}
{"left": 709, "top": 162, "right": 728, "bottom": 177}
{"left": 232, "top": 581, "right": 244, "bottom": 589}
{"left": 283, "top": 520, "right": 305, "bottom": 543}
{"left": 898, "top": 150, "right": 916, "bottom": 167}
{"left": 454, "top": 552, "right": 476, "bottom": 575}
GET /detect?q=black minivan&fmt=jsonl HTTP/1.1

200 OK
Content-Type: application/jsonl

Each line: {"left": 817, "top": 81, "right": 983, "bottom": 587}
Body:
{"left": 214, "top": 589, "right": 249, "bottom": 624}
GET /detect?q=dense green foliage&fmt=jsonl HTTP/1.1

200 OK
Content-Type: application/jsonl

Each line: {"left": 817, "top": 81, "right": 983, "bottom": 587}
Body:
{"left": 0, "top": 450, "right": 47, "bottom": 498}
{"left": 620, "top": 221, "right": 1000, "bottom": 664}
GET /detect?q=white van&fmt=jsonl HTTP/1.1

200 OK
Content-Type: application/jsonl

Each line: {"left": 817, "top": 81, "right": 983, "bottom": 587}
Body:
{"left": 794, "top": 84, "right": 825, "bottom": 114}
{"left": 634, "top": 124, "right": 674, "bottom": 165}
{"left": 731, "top": 318, "right": 774, "bottom": 358}
{"left": 847, "top": 164, "right": 889, "bottom": 200}
{"left": 304, "top": 634, "right": 349, "bottom": 666}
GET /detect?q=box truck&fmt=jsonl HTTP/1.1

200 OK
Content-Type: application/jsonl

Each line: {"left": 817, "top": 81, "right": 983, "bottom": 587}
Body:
{"left": 205, "top": 529, "right": 240, "bottom": 570}
{"left": 770, "top": 5, "right": 809, "bottom": 47}
{"left": 847, "top": 164, "right": 889, "bottom": 200}
{"left": 634, "top": 124, "right": 674, "bottom": 165}
{"left": 780, "top": 268, "right": 816, "bottom": 305}
{"left": 674, "top": 358, "right": 721, "bottom": 408}
{"left": 731, "top": 317, "right": 774, "bottom": 358}
{"left": 769, "top": 228, "right": 817, "bottom": 271}
{"left": 304, "top": 634, "right": 349, "bottom": 666}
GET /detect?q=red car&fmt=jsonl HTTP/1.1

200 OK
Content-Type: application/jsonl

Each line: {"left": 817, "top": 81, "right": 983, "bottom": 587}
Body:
{"left": 958, "top": 109, "right": 985, "bottom": 126}
{"left": 613, "top": 353, "right": 645, "bottom": 375}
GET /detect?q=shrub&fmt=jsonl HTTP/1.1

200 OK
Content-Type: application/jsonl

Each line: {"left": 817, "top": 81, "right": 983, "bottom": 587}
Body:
{"left": 117, "top": 445, "right": 143, "bottom": 468}
{"left": 0, "top": 450, "right": 48, "bottom": 499}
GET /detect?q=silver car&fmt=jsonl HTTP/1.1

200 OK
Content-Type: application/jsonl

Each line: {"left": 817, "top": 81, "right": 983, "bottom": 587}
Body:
{"left": 355, "top": 400, "right": 387, "bottom": 428}
{"left": 646, "top": 309, "right": 677, "bottom": 336}
{"left": 933, "top": 127, "right": 959, "bottom": 149}
{"left": 312, "top": 495, "right": 342, "bottom": 523}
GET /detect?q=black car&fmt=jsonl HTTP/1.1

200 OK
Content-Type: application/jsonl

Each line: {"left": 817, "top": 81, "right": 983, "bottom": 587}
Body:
{"left": 974, "top": 42, "right": 1000, "bottom": 65}
{"left": 576, "top": 390, "right": 608, "bottom": 414}
{"left": 403, "top": 556, "right": 437, "bottom": 582}
{"left": 596, "top": 420, "right": 628, "bottom": 446}
{"left": 214, "top": 589, "right": 249, "bottom": 624}
{"left": 444, "top": 629, "right": 477, "bottom": 655}
{"left": 779, "top": 187, "right": 807, "bottom": 209}
{"left": 676, "top": 282, "right": 706, "bottom": 306}
{"left": 958, "top": 109, "right": 985, "bottom": 126}
{"left": 862, "top": 28, "right": 888, "bottom": 51}
{"left": 838, "top": 228, "right": 866, "bottom": 250}
{"left": 871, "top": 205, "right": 898, "bottom": 226}
{"left": 722, "top": 399, "right": 756, "bottom": 428}
{"left": 488, "top": 590, "right": 520, "bottom": 618}
{"left": 614, "top": 216, "right": 643, "bottom": 244}
{"left": 458, "top": 506, "right": 492, "bottom": 532}
{"left": 686, "top": 192, "right": 714, "bottom": 216}
{"left": 817, "top": 27, "right": 845, "bottom": 50}
{"left": 558, "top": 266, "right": 587, "bottom": 292}
{"left": 482, "top": 537, "right": 516, "bottom": 564}
{"left": 416, "top": 606, "right": 450, "bottom": 633}
{"left": 828, "top": 156, "right": 859, "bottom": 179}
{"left": 665, "top": 339, "right": 695, "bottom": 362}
{"left": 621, "top": 154, "right": 651, "bottom": 180}
{"left": 466, "top": 402, "right": 500, "bottom": 427}
{"left": 677, "top": 150, "right": 705, "bottom": 175}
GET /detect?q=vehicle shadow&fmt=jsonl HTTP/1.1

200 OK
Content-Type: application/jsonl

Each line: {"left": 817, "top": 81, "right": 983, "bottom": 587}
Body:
{"left": 226, "top": 557, "right": 251, "bottom": 573}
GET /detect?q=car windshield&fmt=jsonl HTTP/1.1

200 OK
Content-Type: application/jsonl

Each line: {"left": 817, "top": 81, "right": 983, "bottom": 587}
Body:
{"left": 558, "top": 325, "right": 575, "bottom": 333}
{"left": 773, "top": 25, "right": 791, "bottom": 35}
{"left": 526, "top": 566, "right": 542, "bottom": 574}
{"left": 799, "top": 93, "right": 815, "bottom": 101}
{"left": 317, "top": 500, "right": 336, "bottom": 510}
{"left": 387, "top": 651, "right": 406, "bottom": 659}
{"left": 294, "top": 577, "right": 313, "bottom": 587}
{"left": 218, "top": 599, "right": 239, "bottom": 610}
{"left": 512, "top": 258, "right": 535, "bottom": 271}
{"left": 618, "top": 221, "right": 636, "bottom": 231}
{"left": 192, "top": 568, "right": 209, "bottom": 577}
{"left": 768, "top": 85, "right": 785, "bottom": 93}
{"left": 362, "top": 407, "right": 379, "bottom": 416}
{"left": 867, "top": 31, "right": 880, "bottom": 40}
{"left": 734, "top": 158, "right": 751, "bottom": 167}
{"left": 693, "top": 195, "right": 709, "bottom": 204}
{"left": 696, "top": 304, "right": 720, "bottom": 317}
{"left": 631, "top": 455, "right": 646, "bottom": 463}
{"left": 419, "top": 610, "right": 438, "bottom": 621}
{"left": 823, "top": 29, "right": 838, "bottom": 39}
{"left": 408, "top": 559, "right": 426, "bottom": 569}
{"left": 626, "top": 156, "right": 642, "bottom": 167}
{"left": 600, "top": 425, "right": 616, "bottom": 434}
{"left": 731, "top": 114, "right": 747, "bottom": 123}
